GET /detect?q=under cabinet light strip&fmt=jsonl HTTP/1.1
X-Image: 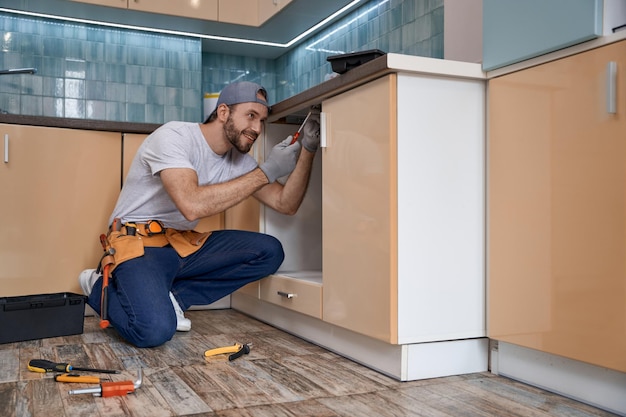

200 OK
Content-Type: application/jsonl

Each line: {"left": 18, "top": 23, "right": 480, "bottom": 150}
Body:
{"left": 0, "top": 1, "right": 362, "bottom": 48}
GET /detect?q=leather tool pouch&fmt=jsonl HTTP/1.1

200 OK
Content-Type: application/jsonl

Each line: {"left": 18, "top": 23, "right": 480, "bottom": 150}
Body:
{"left": 105, "top": 228, "right": 211, "bottom": 271}
{"left": 107, "top": 231, "right": 147, "bottom": 271}
{"left": 166, "top": 229, "right": 211, "bottom": 257}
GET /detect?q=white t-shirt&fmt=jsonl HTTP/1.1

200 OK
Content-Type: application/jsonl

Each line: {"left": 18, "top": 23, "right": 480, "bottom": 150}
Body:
{"left": 109, "top": 121, "right": 257, "bottom": 230}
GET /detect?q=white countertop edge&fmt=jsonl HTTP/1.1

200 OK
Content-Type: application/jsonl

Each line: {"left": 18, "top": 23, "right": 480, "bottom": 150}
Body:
{"left": 487, "top": 30, "right": 626, "bottom": 79}
{"left": 386, "top": 53, "right": 486, "bottom": 80}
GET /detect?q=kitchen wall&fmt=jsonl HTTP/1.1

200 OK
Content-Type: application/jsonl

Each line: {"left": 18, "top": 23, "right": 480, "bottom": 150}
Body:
{"left": 0, "top": 0, "right": 443, "bottom": 124}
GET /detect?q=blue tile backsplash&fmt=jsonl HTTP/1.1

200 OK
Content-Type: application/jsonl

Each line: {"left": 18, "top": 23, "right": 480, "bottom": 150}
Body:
{"left": 1, "top": 0, "right": 443, "bottom": 124}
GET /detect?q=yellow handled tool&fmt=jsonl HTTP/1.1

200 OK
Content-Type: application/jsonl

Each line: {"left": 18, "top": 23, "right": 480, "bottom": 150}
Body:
{"left": 55, "top": 374, "right": 102, "bottom": 384}
{"left": 204, "top": 343, "right": 252, "bottom": 361}
{"left": 28, "top": 359, "right": 120, "bottom": 374}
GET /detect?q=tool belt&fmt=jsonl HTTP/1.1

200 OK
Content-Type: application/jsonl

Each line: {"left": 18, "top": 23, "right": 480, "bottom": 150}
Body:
{"left": 101, "top": 219, "right": 211, "bottom": 272}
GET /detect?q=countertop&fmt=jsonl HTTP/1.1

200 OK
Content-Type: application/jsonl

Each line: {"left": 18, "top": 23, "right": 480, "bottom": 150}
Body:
{"left": 0, "top": 113, "right": 161, "bottom": 134}
{"left": 268, "top": 53, "right": 485, "bottom": 122}
{"left": 0, "top": 53, "right": 485, "bottom": 132}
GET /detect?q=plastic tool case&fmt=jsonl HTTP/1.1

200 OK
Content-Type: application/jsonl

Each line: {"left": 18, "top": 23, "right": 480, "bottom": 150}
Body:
{"left": 327, "top": 49, "right": 386, "bottom": 74}
{"left": 0, "top": 292, "right": 87, "bottom": 344}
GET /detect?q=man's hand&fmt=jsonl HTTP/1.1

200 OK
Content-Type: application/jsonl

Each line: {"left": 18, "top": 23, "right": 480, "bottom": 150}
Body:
{"left": 301, "top": 112, "right": 321, "bottom": 153}
{"left": 259, "top": 136, "right": 302, "bottom": 183}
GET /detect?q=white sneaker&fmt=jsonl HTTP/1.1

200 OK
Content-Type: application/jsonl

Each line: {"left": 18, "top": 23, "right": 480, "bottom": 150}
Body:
{"left": 79, "top": 269, "right": 102, "bottom": 297}
{"left": 169, "top": 292, "right": 191, "bottom": 332}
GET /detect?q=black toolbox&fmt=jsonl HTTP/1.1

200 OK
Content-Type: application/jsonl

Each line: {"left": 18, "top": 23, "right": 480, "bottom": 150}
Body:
{"left": 0, "top": 292, "right": 87, "bottom": 344}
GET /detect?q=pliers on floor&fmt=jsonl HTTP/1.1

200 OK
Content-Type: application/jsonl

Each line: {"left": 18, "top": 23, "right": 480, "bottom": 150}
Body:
{"left": 204, "top": 343, "right": 252, "bottom": 361}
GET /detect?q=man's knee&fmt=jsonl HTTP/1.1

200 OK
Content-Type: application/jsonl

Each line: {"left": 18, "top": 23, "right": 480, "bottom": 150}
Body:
{"left": 123, "top": 317, "right": 176, "bottom": 348}
{"left": 261, "top": 234, "right": 285, "bottom": 271}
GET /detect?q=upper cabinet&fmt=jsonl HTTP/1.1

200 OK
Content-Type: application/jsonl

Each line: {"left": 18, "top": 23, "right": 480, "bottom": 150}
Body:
{"left": 219, "top": 0, "right": 292, "bottom": 26}
{"left": 67, "top": 0, "right": 126, "bottom": 8}
{"left": 483, "top": 0, "right": 603, "bottom": 71}
{"left": 67, "top": 0, "right": 291, "bottom": 26}
{"left": 129, "top": 0, "right": 218, "bottom": 21}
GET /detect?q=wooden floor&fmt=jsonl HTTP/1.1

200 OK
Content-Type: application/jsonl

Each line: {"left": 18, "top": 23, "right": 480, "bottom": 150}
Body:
{"left": 0, "top": 309, "right": 618, "bottom": 417}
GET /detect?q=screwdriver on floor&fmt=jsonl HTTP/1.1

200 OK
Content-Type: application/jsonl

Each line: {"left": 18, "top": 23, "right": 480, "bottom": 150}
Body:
{"left": 28, "top": 359, "right": 120, "bottom": 374}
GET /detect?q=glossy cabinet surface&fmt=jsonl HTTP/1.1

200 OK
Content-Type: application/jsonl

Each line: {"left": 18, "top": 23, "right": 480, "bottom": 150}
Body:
{"left": 322, "top": 75, "right": 397, "bottom": 342}
{"left": 488, "top": 40, "right": 626, "bottom": 372}
{"left": 0, "top": 124, "right": 120, "bottom": 296}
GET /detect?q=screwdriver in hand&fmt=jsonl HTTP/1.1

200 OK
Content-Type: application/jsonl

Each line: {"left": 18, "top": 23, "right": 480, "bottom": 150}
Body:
{"left": 28, "top": 359, "right": 120, "bottom": 374}
{"left": 290, "top": 111, "right": 312, "bottom": 145}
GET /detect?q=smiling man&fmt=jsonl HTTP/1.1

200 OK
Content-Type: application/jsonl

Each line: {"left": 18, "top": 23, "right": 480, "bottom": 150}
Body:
{"left": 79, "top": 81, "right": 320, "bottom": 348}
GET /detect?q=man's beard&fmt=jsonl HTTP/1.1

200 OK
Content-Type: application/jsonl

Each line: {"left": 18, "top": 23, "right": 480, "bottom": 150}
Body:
{"left": 224, "top": 114, "right": 256, "bottom": 154}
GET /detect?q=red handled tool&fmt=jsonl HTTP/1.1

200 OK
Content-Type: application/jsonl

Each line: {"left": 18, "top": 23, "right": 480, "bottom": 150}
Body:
{"left": 68, "top": 369, "right": 142, "bottom": 397}
{"left": 290, "top": 111, "right": 312, "bottom": 145}
{"left": 99, "top": 222, "right": 117, "bottom": 329}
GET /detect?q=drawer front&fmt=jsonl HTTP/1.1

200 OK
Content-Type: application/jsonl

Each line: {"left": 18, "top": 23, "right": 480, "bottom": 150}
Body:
{"left": 236, "top": 282, "right": 259, "bottom": 298}
{"left": 260, "top": 275, "right": 322, "bottom": 318}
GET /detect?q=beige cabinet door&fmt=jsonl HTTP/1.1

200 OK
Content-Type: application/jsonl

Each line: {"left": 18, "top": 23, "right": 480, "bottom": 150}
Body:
{"left": 129, "top": 0, "right": 218, "bottom": 20}
{"left": 66, "top": 0, "right": 127, "bottom": 8}
{"left": 488, "top": 40, "right": 626, "bottom": 372}
{"left": 0, "top": 125, "right": 120, "bottom": 296}
{"left": 122, "top": 132, "right": 224, "bottom": 232}
{"left": 218, "top": 0, "right": 259, "bottom": 26}
{"left": 322, "top": 75, "right": 398, "bottom": 343}
{"left": 257, "top": 0, "right": 292, "bottom": 25}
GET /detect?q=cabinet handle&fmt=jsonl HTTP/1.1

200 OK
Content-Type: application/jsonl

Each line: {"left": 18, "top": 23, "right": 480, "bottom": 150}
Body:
{"left": 320, "top": 112, "right": 327, "bottom": 148}
{"left": 277, "top": 291, "right": 296, "bottom": 299}
{"left": 607, "top": 61, "right": 617, "bottom": 114}
{"left": 3, "top": 134, "right": 8, "bottom": 163}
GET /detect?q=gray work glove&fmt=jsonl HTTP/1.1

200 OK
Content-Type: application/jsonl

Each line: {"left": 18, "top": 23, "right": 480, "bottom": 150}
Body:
{"left": 259, "top": 136, "right": 301, "bottom": 183}
{"left": 301, "top": 112, "right": 321, "bottom": 153}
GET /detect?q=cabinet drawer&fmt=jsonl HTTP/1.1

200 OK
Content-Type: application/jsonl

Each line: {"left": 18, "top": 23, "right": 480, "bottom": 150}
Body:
{"left": 237, "top": 282, "right": 259, "bottom": 298}
{"left": 260, "top": 275, "right": 322, "bottom": 319}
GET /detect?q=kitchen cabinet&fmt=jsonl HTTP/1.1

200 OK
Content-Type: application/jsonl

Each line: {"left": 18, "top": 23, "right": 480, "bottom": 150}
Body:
{"left": 219, "top": 0, "right": 292, "bottom": 26}
{"left": 0, "top": 124, "right": 120, "bottom": 297}
{"left": 67, "top": 0, "right": 218, "bottom": 21}
{"left": 66, "top": 0, "right": 126, "bottom": 8}
{"left": 488, "top": 40, "right": 626, "bottom": 373}
{"left": 67, "top": 0, "right": 290, "bottom": 25}
{"left": 482, "top": 0, "right": 603, "bottom": 71}
{"left": 129, "top": 0, "right": 218, "bottom": 21}
{"left": 233, "top": 57, "right": 487, "bottom": 380}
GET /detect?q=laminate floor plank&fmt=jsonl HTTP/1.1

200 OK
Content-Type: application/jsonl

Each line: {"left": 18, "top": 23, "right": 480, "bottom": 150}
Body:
{"left": 0, "top": 311, "right": 618, "bottom": 417}
{"left": 147, "top": 366, "right": 214, "bottom": 415}
{"left": 279, "top": 353, "right": 387, "bottom": 396}
{"left": 0, "top": 348, "right": 19, "bottom": 383}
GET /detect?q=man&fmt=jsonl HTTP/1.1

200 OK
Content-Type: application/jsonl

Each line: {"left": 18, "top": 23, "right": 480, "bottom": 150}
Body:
{"left": 79, "top": 81, "right": 320, "bottom": 348}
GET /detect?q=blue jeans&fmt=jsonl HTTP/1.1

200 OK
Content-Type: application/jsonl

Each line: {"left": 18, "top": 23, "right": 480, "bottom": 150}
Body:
{"left": 86, "top": 230, "right": 284, "bottom": 347}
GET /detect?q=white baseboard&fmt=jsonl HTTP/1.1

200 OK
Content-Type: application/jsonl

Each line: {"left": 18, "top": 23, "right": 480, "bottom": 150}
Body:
{"left": 494, "top": 341, "right": 626, "bottom": 416}
{"left": 232, "top": 293, "right": 488, "bottom": 381}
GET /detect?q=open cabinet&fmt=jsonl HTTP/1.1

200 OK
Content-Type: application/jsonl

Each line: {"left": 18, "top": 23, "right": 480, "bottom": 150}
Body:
{"left": 232, "top": 67, "right": 486, "bottom": 380}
